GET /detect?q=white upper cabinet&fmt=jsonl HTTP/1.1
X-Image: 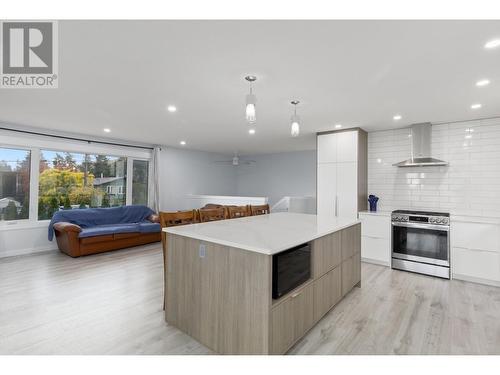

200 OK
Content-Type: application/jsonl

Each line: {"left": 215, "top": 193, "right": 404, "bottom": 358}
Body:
{"left": 317, "top": 133, "right": 337, "bottom": 163}
{"left": 336, "top": 131, "right": 358, "bottom": 162}
{"left": 317, "top": 131, "right": 358, "bottom": 163}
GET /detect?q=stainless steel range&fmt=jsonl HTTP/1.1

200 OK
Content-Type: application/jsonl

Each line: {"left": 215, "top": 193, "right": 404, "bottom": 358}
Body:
{"left": 391, "top": 210, "right": 450, "bottom": 279}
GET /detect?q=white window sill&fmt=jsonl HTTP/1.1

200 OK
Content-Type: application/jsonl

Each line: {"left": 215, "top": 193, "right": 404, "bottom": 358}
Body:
{"left": 0, "top": 220, "right": 50, "bottom": 232}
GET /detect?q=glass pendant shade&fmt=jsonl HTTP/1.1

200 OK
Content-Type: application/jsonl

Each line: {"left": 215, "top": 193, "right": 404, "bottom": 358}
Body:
{"left": 246, "top": 93, "right": 256, "bottom": 123}
{"left": 291, "top": 114, "right": 300, "bottom": 137}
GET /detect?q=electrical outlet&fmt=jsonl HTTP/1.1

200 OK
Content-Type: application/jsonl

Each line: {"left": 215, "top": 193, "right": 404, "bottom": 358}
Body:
{"left": 199, "top": 244, "right": 206, "bottom": 258}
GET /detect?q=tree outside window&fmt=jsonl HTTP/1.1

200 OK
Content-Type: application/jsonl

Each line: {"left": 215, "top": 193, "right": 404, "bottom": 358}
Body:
{"left": 38, "top": 150, "right": 127, "bottom": 220}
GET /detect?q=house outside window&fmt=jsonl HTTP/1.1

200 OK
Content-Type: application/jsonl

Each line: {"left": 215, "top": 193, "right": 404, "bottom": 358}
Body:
{"left": 0, "top": 147, "right": 30, "bottom": 221}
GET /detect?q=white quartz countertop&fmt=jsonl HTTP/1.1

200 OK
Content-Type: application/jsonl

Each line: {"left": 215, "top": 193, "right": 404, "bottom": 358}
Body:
{"left": 358, "top": 210, "right": 392, "bottom": 217}
{"left": 163, "top": 212, "right": 360, "bottom": 255}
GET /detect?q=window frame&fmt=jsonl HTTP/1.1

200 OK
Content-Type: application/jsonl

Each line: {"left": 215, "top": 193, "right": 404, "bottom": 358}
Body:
{"left": 130, "top": 157, "right": 151, "bottom": 207}
{"left": 0, "top": 131, "right": 153, "bottom": 227}
{"left": 0, "top": 144, "right": 33, "bottom": 224}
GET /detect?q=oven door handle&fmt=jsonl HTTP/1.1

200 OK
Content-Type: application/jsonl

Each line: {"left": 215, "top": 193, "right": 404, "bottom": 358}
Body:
{"left": 392, "top": 222, "right": 449, "bottom": 231}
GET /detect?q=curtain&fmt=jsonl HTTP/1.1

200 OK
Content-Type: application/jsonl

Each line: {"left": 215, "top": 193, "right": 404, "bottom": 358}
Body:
{"left": 150, "top": 146, "right": 161, "bottom": 213}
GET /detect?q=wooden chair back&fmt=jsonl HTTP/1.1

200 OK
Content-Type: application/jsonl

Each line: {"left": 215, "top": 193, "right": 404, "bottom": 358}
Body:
{"left": 199, "top": 207, "right": 226, "bottom": 222}
{"left": 159, "top": 210, "right": 198, "bottom": 228}
{"left": 226, "top": 205, "right": 250, "bottom": 219}
{"left": 202, "top": 203, "right": 224, "bottom": 209}
{"left": 250, "top": 204, "right": 270, "bottom": 216}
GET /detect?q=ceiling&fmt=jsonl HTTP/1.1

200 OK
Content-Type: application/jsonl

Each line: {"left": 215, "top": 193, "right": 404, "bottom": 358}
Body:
{"left": 1, "top": 20, "right": 500, "bottom": 155}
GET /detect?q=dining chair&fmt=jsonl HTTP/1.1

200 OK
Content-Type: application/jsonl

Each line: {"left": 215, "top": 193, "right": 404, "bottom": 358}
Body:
{"left": 226, "top": 205, "right": 250, "bottom": 219}
{"left": 199, "top": 207, "right": 226, "bottom": 222}
{"left": 250, "top": 204, "right": 270, "bottom": 216}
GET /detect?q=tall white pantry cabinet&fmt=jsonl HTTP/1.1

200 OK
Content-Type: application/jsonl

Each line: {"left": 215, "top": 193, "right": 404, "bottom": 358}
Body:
{"left": 317, "top": 128, "right": 368, "bottom": 219}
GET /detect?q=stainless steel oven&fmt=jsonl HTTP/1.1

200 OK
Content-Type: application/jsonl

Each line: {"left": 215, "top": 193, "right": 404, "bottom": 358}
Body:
{"left": 391, "top": 210, "right": 450, "bottom": 279}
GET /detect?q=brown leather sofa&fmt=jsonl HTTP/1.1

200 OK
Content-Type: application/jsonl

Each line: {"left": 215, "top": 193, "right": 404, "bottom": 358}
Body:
{"left": 54, "top": 214, "right": 161, "bottom": 257}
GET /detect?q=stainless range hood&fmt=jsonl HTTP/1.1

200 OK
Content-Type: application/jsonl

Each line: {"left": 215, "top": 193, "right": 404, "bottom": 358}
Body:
{"left": 393, "top": 123, "right": 448, "bottom": 167}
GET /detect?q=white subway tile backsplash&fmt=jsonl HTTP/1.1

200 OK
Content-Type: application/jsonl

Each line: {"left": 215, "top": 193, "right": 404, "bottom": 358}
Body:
{"left": 368, "top": 118, "right": 500, "bottom": 216}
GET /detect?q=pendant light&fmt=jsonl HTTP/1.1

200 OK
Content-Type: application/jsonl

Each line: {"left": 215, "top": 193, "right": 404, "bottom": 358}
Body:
{"left": 245, "top": 75, "right": 257, "bottom": 124}
{"left": 290, "top": 100, "right": 300, "bottom": 137}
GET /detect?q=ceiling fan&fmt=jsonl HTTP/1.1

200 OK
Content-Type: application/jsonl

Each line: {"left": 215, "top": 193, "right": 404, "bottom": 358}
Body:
{"left": 213, "top": 152, "right": 256, "bottom": 166}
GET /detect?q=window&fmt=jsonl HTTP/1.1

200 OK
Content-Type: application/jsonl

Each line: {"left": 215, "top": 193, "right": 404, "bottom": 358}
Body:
{"left": 38, "top": 150, "right": 127, "bottom": 220}
{"left": 0, "top": 147, "right": 30, "bottom": 221}
{"left": 132, "top": 160, "right": 149, "bottom": 205}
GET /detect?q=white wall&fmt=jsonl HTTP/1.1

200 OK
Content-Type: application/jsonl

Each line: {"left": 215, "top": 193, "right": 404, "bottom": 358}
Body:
{"left": 158, "top": 147, "right": 237, "bottom": 211}
{"left": 368, "top": 117, "right": 500, "bottom": 217}
{"left": 235, "top": 150, "right": 316, "bottom": 208}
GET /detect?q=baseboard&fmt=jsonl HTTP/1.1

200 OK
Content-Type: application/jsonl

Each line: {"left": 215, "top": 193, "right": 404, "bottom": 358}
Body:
{"left": 0, "top": 245, "right": 58, "bottom": 259}
{"left": 361, "top": 257, "right": 390, "bottom": 267}
{"left": 452, "top": 273, "right": 500, "bottom": 288}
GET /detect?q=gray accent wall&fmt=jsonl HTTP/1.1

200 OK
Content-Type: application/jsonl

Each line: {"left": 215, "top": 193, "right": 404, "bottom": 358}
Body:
{"left": 159, "top": 147, "right": 237, "bottom": 211}
{"left": 235, "top": 150, "right": 317, "bottom": 207}
{"left": 159, "top": 148, "right": 317, "bottom": 211}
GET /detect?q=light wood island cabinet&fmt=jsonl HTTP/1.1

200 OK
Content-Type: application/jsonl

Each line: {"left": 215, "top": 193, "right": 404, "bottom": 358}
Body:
{"left": 164, "top": 213, "right": 361, "bottom": 354}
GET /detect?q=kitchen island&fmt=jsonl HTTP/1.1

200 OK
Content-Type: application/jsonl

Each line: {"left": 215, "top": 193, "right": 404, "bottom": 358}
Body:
{"left": 163, "top": 212, "right": 361, "bottom": 354}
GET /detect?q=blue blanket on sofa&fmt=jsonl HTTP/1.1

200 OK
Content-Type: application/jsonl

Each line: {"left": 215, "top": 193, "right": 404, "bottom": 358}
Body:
{"left": 48, "top": 205, "right": 159, "bottom": 241}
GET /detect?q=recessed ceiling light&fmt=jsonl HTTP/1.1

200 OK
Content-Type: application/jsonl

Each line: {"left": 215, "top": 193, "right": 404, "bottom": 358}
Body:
{"left": 476, "top": 79, "right": 490, "bottom": 87}
{"left": 103, "top": 128, "right": 111, "bottom": 133}
{"left": 484, "top": 39, "right": 500, "bottom": 49}
{"left": 167, "top": 105, "right": 177, "bottom": 113}
{"left": 179, "top": 140, "right": 186, "bottom": 146}
{"left": 471, "top": 103, "right": 482, "bottom": 110}
{"left": 248, "top": 128, "right": 256, "bottom": 135}
{"left": 335, "top": 124, "right": 342, "bottom": 129}
{"left": 393, "top": 115, "right": 402, "bottom": 121}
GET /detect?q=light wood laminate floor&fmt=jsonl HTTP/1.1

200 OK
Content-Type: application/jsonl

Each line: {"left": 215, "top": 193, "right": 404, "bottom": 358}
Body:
{"left": 1, "top": 245, "right": 500, "bottom": 355}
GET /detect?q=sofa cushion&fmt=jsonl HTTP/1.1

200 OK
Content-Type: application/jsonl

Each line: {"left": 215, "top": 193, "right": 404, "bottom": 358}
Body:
{"left": 78, "top": 223, "right": 139, "bottom": 238}
{"left": 138, "top": 222, "right": 161, "bottom": 234}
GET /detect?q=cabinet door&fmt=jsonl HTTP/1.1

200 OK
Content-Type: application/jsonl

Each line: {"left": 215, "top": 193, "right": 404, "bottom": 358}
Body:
{"left": 451, "top": 222, "right": 500, "bottom": 253}
{"left": 452, "top": 247, "right": 500, "bottom": 282}
{"left": 270, "top": 283, "right": 314, "bottom": 354}
{"left": 341, "top": 224, "right": 361, "bottom": 261}
{"left": 317, "top": 133, "right": 337, "bottom": 163}
{"left": 313, "top": 266, "right": 342, "bottom": 322}
{"left": 359, "top": 214, "right": 391, "bottom": 239}
{"left": 336, "top": 131, "right": 358, "bottom": 162}
{"left": 342, "top": 252, "right": 361, "bottom": 296}
{"left": 317, "top": 163, "right": 337, "bottom": 218}
{"left": 361, "top": 236, "right": 391, "bottom": 266}
{"left": 336, "top": 162, "right": 357, "bottom": 219}
{"left": 312, "top": 231, "right": 341, "bottom": 278}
